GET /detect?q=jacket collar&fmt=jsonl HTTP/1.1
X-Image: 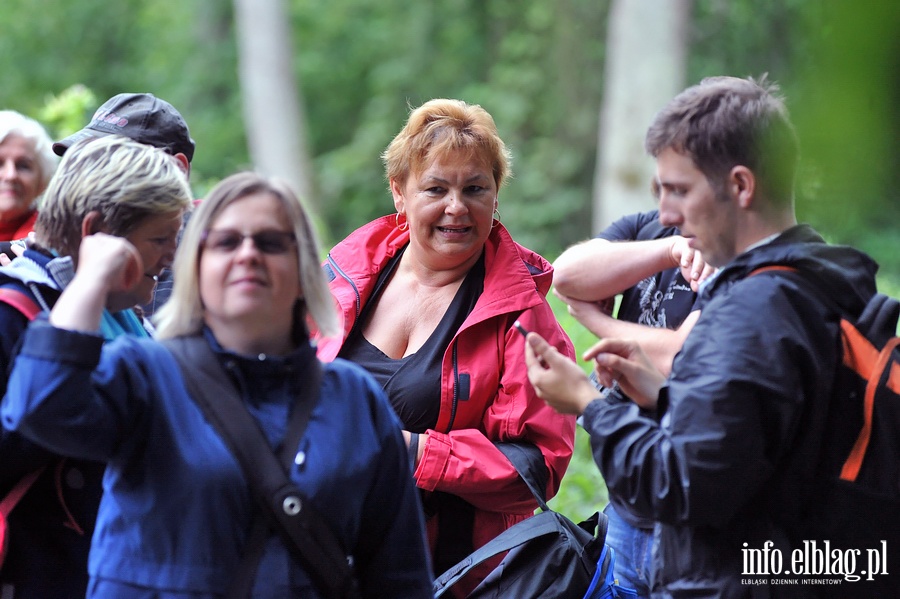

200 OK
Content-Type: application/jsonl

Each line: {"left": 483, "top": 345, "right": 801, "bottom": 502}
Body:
{"left": 701, "top": 224, "right": 879, "bottom": 314}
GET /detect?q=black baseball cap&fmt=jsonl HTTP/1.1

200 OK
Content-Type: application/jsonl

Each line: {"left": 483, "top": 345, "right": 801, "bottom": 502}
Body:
{"left": 52, "top": 93, "right": 195, "bottom": 161}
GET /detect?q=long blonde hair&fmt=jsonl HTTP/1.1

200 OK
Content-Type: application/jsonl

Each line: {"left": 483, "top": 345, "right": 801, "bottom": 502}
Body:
{"left": 153, "top": 172, "right": 338, "bottom": 340}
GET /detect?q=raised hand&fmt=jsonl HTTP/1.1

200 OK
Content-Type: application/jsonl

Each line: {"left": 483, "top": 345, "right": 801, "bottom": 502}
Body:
{"left": 670, "top": 236, "right": 716, "bottom": 292}
{"left": 524, "top": 331, "right": 598, "bottom": 415}
{"left": 76, "top": 233, "right": 145, "bottom": 293}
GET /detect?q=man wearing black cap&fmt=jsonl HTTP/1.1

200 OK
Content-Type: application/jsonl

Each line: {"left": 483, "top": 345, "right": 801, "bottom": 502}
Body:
{"left": 53, "top": 92, "right": 195, "bottom": 169}
{"left": 53, "top": 93, "right": 196, "bottom": 319}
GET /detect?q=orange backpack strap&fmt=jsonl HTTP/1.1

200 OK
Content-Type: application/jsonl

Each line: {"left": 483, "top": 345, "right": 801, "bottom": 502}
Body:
{"left": 751, "top": 265, "right": 900, "bottom": 483}
{"left": 749, "top": 264, "right": 798, "bottom": 277}
{"left": 839, "top": 328, "right": 900, "bottom": 481}
{"left": 0, "top": 287, "right": 42, "bottom": 321}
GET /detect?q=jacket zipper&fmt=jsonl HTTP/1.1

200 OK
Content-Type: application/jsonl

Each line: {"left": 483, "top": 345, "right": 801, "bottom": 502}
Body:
{"left": 446, "top": 341, "right": 459, "bottom": 432}
{"left": 326, "top": 254, "right": 361, "bottom": 321}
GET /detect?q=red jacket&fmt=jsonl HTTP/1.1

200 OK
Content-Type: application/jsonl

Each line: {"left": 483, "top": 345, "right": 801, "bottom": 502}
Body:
{"left": 317, "top": 215, "right": 576, "bottom": 581}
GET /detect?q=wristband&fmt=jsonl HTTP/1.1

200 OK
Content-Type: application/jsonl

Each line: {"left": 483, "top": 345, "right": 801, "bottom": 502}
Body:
{"left": 407, "top": 433, "right": 419, "bottom": 468}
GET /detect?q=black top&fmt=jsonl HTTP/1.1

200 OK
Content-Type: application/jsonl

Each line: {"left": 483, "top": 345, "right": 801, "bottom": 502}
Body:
{"left": 339, "top": 247, "right": 484, "bottom": 433}
{"left": 599, "top": 210, "right": 698, "bottom": 329}
{"left": 596, "top": 210, "right": 698, "bottom": 531}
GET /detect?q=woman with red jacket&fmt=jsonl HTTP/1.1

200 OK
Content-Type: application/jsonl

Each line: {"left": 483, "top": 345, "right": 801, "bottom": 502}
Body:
{"left": 316, "top": 98, "right": 576, "bottom": 594}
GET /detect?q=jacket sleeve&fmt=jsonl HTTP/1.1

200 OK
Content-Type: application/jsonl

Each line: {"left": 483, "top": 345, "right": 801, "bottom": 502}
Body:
{"left": 416, "top": 302, "right": 577, "bottom": 514}
{"left": 1, "top": 321, "right": 150, "bottom": 462}
{"left": 583, "top": 277, "right": 840, "bottom": 527}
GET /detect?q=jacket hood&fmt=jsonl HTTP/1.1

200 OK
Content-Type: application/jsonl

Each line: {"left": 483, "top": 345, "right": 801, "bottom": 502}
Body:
{"left": 483, "top": 222, "right": 555, "bottom": 297}
{"left": 703, "top": 224, "right": 879, "bottom": 316}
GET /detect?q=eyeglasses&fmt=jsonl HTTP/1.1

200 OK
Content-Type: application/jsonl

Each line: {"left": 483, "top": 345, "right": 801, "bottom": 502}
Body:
{"left": 201, "top": 229, "right": 297, "bottom": 254}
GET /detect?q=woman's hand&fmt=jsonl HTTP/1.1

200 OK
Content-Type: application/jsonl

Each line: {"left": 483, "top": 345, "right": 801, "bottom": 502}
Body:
{"left": 77, "top": 233, "right": 145, "bottom": 293}
{"left": 583, "top": 338, "right": 666, "bottom": 410}
{"left": 524, "top": 332, "right": 598, "bottom": 416}
{"left": 50, "top": 234, "right": 144, "bottom": 333}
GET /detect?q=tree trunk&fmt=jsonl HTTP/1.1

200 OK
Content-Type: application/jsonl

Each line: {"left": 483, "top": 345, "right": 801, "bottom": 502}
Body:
{"left": 592, "top": 0, "right": 691, "bottom": 234}
{"left": 233, "top": 0, "right": 317, "bottom": 214}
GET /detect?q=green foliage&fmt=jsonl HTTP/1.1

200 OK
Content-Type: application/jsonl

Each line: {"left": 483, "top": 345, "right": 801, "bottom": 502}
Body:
{"left": 0, "top": 0, "right": 896, "bottom": 525}
{"left": 792, "top": 2, "right": 900, "bottom": 284}
{"left": 544, "top": 293, "right": 610, "bottom": 515}
{"left": 542, "top": 288, "right": 626, "bottom": 518}
{"left": 35, "top": 85, "right": 97, "bottom": 139}
{"left": 3, "top": 0, "right": 896, "bottom": 277}
{"left": 0, "top": 0, "right": 245, "bottom": 194}
{"left": 548, "top": 427, "right": 608, "bottom": 519}
{"left": 293, "top": 0, "right": 609, "bottom": 250}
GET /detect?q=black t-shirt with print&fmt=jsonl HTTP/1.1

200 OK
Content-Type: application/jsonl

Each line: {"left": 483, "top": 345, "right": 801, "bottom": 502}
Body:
{"left": 598, "top": 210, "right": 698, "bottom": 329}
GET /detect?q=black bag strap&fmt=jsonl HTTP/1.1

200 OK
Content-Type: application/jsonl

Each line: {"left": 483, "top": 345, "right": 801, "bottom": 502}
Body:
{"left": 432, "top": 510, "right": 569, "bottom": 596}
{"left": 495, "top": 442, "right": 551, "bottom": 511}
{"left": 433, "top": 442, "right": 606, "bottom": 596}
{"left": 162, "top": 336, "right": 361, "bottom": 599}
{"left": 495, "top": 443, "right": 607, "bottom": 543}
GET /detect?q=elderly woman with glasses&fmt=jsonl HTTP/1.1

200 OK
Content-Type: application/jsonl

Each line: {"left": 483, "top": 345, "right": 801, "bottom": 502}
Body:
{"left": 2, "top": 171, "right": 432, "bottom": 598}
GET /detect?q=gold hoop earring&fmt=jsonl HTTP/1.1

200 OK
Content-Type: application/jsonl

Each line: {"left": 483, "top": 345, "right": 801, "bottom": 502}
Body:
{"left": 491, "top": 208, "right": 501, "bottom": 229}
{"left": 395, "top": 212, "right": 409, "bottom": 232}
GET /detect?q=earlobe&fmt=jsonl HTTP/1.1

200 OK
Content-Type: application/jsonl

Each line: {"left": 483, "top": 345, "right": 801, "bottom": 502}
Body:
{"left": 731, "top": 166, "right": 756, "bottom": 208}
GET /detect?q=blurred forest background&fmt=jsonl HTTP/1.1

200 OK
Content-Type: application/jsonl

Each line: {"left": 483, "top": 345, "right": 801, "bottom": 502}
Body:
{"left": 2, "top": 0, "right": 897, "bottom": 515}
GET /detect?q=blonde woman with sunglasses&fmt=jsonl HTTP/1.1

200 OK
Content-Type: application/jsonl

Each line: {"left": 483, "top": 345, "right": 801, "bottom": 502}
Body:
{"left": 2, "top": 171, "right": 432, "bottom": 598}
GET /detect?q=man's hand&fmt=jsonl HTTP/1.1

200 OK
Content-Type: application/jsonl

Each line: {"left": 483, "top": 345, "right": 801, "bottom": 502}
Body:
{"left": 670, "top": 236, "right": 716, "bottom": 292}
{"left": 583, "top": 339, "right": 666, "bottom": 410}
{"left": 524, "top": 331, "right": 598, "bottom": 415}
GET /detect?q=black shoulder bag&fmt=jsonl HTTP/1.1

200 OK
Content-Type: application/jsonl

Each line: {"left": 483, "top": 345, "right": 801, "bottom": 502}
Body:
{"left": 163, "top": 336, "right": 362, "bottom": 599}
{"left": 433, "top": 443, "right": 636, "bottom": 599}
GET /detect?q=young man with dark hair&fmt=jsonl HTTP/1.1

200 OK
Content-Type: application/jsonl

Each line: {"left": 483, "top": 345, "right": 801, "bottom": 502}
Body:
{"left": 526, "top": 76, "right": 880, "bottom": 597}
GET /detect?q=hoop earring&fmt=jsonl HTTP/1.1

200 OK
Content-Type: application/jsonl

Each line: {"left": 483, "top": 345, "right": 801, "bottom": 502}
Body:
{"left": 395, "top": 212, "right": 409, "bottom": 232}
{"left": 491, "top": 208, "right": 501, "bottom": 229}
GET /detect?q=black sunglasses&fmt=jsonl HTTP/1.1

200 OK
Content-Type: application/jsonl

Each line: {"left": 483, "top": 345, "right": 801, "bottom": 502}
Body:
{"left": 201, "top": 229, "right": 297, "bottom": 254}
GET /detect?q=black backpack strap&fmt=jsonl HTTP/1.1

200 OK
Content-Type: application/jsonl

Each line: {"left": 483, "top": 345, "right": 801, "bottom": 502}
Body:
{"left": 432, "top": 510, "right": 567, "bottom": 597}
{"left": 495, "top": 442, "right": 551, "bottom": 510}
{"left": 162, "top": 336, "right": 361, "bottom": 599}
{"left": 435, "top": 442, "right": 607, "bottom": 597}
{"left": 495, "top": 441, "right": 607, "bottom": 541}
{"left": 431, "top": 443, "right": 549, "bottom": 577}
